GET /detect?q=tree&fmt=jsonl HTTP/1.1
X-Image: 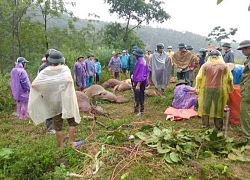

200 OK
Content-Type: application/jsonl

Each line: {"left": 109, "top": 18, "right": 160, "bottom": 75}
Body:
{"left": 104, "top": 0, "right": 170, "bottom": 43}
{"left": 217, "top": 0, "right": 250, "bottom": 11}
{"left": 206, "top": 26, "right": 238, "bottom": 46}
{"left": 101, "top": 22, "right": 145, "bottom": 50}
{"left": 30, "top": 0, "right": 76, "bottom": 50}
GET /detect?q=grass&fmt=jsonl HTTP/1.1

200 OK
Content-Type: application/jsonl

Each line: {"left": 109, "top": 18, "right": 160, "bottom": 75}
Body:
{"left": 1, "top": 70, "right": 250, "bottom": 180}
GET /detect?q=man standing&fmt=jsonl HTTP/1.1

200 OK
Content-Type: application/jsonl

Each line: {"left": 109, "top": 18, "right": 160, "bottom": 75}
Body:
{"left": 172, "top": 43, "right": 196, "bottom": 86}
{"left": 10, "top": 57, "right": 31, "bottom": 120}
{"left": 237, "top": 40, "right": 250, "bottom": 139}
{"left": 120, "top": 50, "right": 129, "bottom": 75}
{"left": 28, "top": 50, "right": 81, "bottom": 149}
{"left": 84, "top": 53, "right": 96, "bottom": 87}
{"left": 132, "top": 48, "right": 149, "bottom": 116}
{"left": 108, "top": 51, "right": 121, "bottom": 79}
{"left": 74, "top": 55, "right": 88, "bottom": 91}
{"left": 166, "top": 46, "right": 175, "bottom": 78}
{"left": 149, "top": 43, "right": 172, "bottom": 94}
{"left": 195, "top": 50, "right": 234, "bottom": 130}
{"left": 186, "top": 45, "right": 199, "bottom": 86}
{"left": 144, "top": 50, "right": 152, "bottom": 64}
{"left": 222, "top": 42, "right": 234, "bottom": 63}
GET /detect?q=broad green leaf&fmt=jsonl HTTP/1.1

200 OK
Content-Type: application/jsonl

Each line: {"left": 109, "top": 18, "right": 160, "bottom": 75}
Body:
{"left": 153, "top": 127, "right": 162, "bottom": 137}
{"left": 228, "top": 153, "right": 237, "bottom": 161}
{"left": 0, "top": 148, "right": 13, "bottom": 159}
{"left": 217, "top": 0, "right": 223, "bottom": 5}
{"left": 169, "top": 152, "right": 180, "bottom": 163}
{"left": 121, "top": 172, "right": 129, "bottom": 180}
{"left": 217, "top": 132, "right": 223, "bottom": 138}
{"left": 147, "top": 144, "right": 158, "bottom": 148}
{"left": 164, "top": 154, "right": 173, "bottom": 164}
{"left": 157, "top": 142, "right": 171, "bottom": 154}
{"left": 209, "top": 130, "right": 218, "bottom": 141}
{"left": 164, "top": 134, "right": 171, "bottom": 140}
{"left": 136, "top": 132, "right": 148, "bottom": 140}
{"left": 200, "top": 151, "right": 212, "bottom": 159}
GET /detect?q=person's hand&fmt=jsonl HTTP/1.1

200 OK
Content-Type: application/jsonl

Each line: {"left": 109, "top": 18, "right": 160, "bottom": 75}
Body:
{"left": 108, "top": 68, "right": 111, "bottom": 71}
{"left": 136, "top": 84, "right": 140, "bottom": 91}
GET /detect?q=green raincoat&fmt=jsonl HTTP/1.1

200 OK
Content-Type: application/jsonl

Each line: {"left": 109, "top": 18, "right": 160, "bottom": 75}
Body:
{"left": 240, "top": 56, "right": 250, "bottom": 139}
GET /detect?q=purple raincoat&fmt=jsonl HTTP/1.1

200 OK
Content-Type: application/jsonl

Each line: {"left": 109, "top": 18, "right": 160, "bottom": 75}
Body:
{"left": 108, "top": 57, "right": 121, "bottom": 72}
{"left": 84, "top": 59, "right": 96, "bottom": 76}
{"left": 172, "top": 85, "right": 197, "bottom": 109}
{"left": 133, "top": 57, "right": 149, "bottom": 83}
{"left": 10, "top": 62, "right": 31, "bottom": 119}
{"left": 73, "top": 61, "right": 87, "bottom": 88}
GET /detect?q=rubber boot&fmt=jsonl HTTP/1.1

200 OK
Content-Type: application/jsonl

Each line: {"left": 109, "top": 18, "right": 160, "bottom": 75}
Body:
{"left": 133, "top": 102, "right": 139, "bottom": 113}
{"left": 202, "top": 115, "right": 209, "bottom": 128}
{"left": 136, "top": 104, "right": 144, "bottom": 116}
{"left": 214, "top": 118, "right": 223, "bottom": 131}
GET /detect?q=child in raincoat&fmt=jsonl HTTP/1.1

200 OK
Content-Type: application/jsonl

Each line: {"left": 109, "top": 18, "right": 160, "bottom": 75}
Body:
{"left": 94, "top": 58, "right": 102, "bottom": 84}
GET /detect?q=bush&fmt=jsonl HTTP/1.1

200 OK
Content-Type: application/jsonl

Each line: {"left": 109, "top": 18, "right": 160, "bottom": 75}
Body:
{"left": 0, "top": 74, "right": 15, "bottom": 113}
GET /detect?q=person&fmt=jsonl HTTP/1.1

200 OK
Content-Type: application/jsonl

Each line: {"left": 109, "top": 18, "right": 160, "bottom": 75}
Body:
{"left": 186, "top": 45, "right": 199, "bottom": 86}
{"left": 38, "top": 49, "right": 58, "bottom": 135}
{"left": 28, "top": 50, "right": 81, "bottom": 149}
{"left": 84, "top": 53, "right": 96, "bottom": 87}
{"left": 132, "top": 48, "right": 149, "bottom": 116}
{"left": 195, "top": 50, "right": 234, "bottom": 130}
{"left": 10, "top": 57, "right": 31, "bottom": 120}
{"left": 222, "top": 42, "right": 234, "bottom": 63}
{"left": 166, "top": 46, "right": 175, "bottom": 78}
{"left": 94, "top": 58, "right": 102, "bottom": 84}
{"left": 149, "top": 43, "right": 172, "bottom": 94}
{"left": 172, "top": 43, "right": 196, "bottom": 86}
{"left": 119, "top": 50, "right": 129, "bottom": 75}
{"left": 237, "top": 40, "right": 250, "bottom": 139}
{"left": 127, "top": 46, "right": 138, "bottom": 78}
{"left": 144, "top": 50, "right": 152, "bottom": 64}
{"left": 227, "top": 63, "right": 245, "bottom": 85}
{"left": 198, "top": 48, "right": 207, "bottom": 67}
{"left": 108, "top": 51, "right": 121, "bottom": 79}
{"left": 74, "top": 55, "right": 88, "bottom": 91}
{"left": 172, "top": 80, "right": 198, "bottom": 109}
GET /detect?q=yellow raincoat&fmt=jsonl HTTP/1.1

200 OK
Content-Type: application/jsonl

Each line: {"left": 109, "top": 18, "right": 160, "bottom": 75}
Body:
{"left": 195, "top": 55, "right": 234, "bottom": 118}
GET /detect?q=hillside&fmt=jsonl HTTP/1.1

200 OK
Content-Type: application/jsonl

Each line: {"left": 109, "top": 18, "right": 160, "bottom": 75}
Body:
{"left": 27, "top": 8, "right": 245, "bottom": 59}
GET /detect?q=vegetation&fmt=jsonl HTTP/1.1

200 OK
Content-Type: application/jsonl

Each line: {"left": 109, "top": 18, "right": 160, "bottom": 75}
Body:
{"left": 1, "top": 69, "right": 250, "bottom": 179}
{"left": 0, "top": 0, "right": 249, "bottom": 179}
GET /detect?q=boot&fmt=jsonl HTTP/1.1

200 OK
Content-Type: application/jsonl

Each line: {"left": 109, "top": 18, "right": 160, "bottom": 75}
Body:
{"left": 136, "top": 104, "right": 144, "bottom": 116}
{"left": 133, "top": 102, "right": 139, "bottom": 113}
{"left": 202, "top": 115, "right": 209, "bottom": 128}
{"left": 214, "top": 118, "right": 223, "bottom": 131}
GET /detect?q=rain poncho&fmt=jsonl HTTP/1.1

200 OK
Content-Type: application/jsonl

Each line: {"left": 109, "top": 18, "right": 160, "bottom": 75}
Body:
{"left": 119, "top": 54, "right": 129, "bottom": 69}
{"left": 108, "top": 56, "right": 121, "bottom": 72}
{"left": 84, "top": 59, "right": 96, "bottom": 76}
{"left": 95, "top": 61, "right": 102, "bottom": 77}
{"left": 28, "top": 65, "right": 81, "bottom": 125}
{"left": 10, "top": 63, "right": 31, "bottom": 119}
{"left": 133, "top": 57, "right": 149, "bottom": 83}
{"left": 127, "top": 55, "right": 136, "bottom": 76}
{"left": 73, "top": 61, "right": 87, "bottom": 88}
{"left": 172, "top": 85, "right": 197, "bottom": 109}
{"left": 149, "top": 51, "right": 172, "bottom": 89}
{"left": 240, "top": 56, "right": 250, "bottom": 139}
{"left": 195, "top": 55, "right": 234, "bottom": 118}
{"left": 232, "top": 64, "right": 244, "bottom": 85}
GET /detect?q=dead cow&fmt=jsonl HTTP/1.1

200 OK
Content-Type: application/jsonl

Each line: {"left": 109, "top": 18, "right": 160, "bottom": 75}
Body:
{"left": 113, "top": 81, "right": 132, "bottom": 92}
{"left": 84, "top": 84, "right": 129, "bottom": 103}
{"left": 102, "top": 78, "right": 121, "bottom": 88}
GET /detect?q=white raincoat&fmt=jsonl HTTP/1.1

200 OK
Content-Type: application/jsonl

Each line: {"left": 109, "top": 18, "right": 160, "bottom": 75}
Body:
{"left": 28, "top": 65, "right": 81, "bottom": 125}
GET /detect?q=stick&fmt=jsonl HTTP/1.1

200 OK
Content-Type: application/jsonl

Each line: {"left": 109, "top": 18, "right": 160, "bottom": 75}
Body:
{"left": 224, "top": 105, "right": 230, "bottom": 138}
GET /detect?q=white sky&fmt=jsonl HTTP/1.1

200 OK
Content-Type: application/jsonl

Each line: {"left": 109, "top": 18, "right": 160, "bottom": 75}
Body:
{"left": 69, "top": 0, "right": 250, "bottom": 42}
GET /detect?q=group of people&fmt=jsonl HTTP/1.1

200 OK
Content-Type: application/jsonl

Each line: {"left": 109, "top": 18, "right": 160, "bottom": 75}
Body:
{"left": 73, "top": 54, "right": 102, "bottom": 91}
{"left": 9, "top": 39, "right": 250, "bottom": 149}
